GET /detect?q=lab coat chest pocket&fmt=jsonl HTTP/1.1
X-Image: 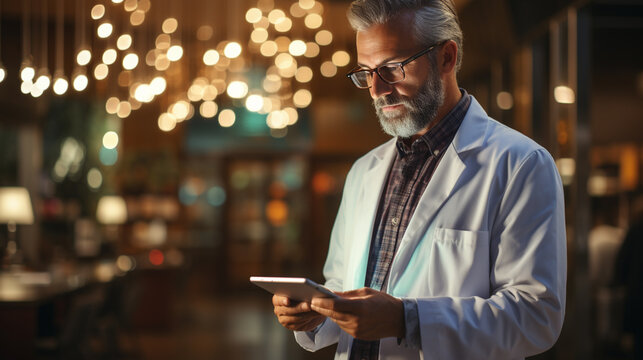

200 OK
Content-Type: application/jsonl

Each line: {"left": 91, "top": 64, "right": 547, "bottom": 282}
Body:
{"left": 428, "top": 228, "right": 490, "bottom": 297}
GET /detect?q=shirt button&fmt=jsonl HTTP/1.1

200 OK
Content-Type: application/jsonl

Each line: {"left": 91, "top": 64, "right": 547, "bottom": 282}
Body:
{"left": 391, "top": 217, "right": 399, "bottom": 226}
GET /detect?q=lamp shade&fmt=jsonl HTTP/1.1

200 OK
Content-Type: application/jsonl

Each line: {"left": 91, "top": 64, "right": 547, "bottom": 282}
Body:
{"left": 96, "top": 196, "right": 128, "bottom": 225}
{"left": 0, "top": 187, "right": 34, "bottom": 225}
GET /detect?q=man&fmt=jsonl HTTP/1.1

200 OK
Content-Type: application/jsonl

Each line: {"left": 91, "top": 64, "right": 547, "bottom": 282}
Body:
{"left": 272, "top": 0, "right": 567, "bottom": 359}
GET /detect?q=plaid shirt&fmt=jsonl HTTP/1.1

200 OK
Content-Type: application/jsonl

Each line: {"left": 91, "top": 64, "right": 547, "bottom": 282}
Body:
{"left": 350, "top": 90, "right": 471, "bottom": 360}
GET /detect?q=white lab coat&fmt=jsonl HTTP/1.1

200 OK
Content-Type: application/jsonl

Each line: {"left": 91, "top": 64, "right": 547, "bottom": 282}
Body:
{"left": 295, "top": 97, "right": 567, "bottom": 359}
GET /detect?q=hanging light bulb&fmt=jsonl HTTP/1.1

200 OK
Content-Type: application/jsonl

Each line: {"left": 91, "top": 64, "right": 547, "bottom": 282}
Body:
{"left": 76, "top": 48, "right": 92, "bottom": 66}
{"left": 0, "top": 62, "right": 5, "bottom": 83}
{"left": 35, "top": 68, "right": 52, "bottom": 91}
{"left": 52, "top": 70, "right": 69, "bottom": 95}
{"left": 97, "top": 22, "right": 114, "bottom": 38}
{"left": 72, "top": 68, "right": 89, "bottom": 91}
{"left": 20, "top": 58, "right": 36, "bottom": 82}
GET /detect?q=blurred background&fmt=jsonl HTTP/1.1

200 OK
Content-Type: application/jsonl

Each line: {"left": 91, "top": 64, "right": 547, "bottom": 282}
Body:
{"left": 0, "top": 0, "right": 641, "bottom": 359}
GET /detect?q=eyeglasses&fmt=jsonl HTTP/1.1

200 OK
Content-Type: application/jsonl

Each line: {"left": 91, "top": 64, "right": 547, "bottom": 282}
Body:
{"left": 346, "top": 41, "right": 445, "bottom": 89}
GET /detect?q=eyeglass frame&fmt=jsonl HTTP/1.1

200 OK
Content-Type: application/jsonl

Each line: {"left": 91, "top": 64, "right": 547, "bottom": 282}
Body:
{"left": 345, "top": 40, "right": 447, "bottom": 89}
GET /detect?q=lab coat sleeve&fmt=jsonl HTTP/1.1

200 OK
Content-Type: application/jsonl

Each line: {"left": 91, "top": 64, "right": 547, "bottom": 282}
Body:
{"left": 417, "top": 149, "right": 567, "bottom": 359}
{"left": 294, "top": 163, "right": 357, "bottom": 351}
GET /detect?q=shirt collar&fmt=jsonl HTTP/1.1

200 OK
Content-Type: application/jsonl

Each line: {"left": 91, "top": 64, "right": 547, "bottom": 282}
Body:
{"left": 396, "top": 88, "right": 471, "bottom": 158}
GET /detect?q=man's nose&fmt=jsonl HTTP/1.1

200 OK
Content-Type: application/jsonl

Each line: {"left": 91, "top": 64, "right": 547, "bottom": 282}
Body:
{"left": 369, "top": 73, "right": 393, "bottom": 99}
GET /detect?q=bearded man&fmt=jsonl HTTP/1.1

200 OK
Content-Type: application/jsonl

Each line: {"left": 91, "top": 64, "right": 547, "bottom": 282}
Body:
{"left": 272, "top": 1, "right": 567, "bottom": 359}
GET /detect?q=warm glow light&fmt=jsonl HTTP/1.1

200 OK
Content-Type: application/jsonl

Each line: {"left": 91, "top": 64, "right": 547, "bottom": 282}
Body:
{"left": 87, "top": 168, "right": 103, "bottom": 189}
{"left": 155, "top": 54, "right": 170, "bottom": 71}
{"left": 130, "top": 10, "right": 145, "bottom": 26}
{"left": 218, "top": 109, "right": 235, "bottom": 127}
{"left": 196, "top": 25, "right": 213, "bottom": 41}
{"left": 332, "top": 51, "right": 350, "bottom": 67}
{"left": 21, "top": 81, "right": 33, "bottom": 94}
{"left": 275, "top": 36, "right": 291, "bottom": 52}
{"left": 102, "top": 48, "right": 118, "bottom": 65}
{"left": 199, "top": 101, "right": 218, "bottom": 118}
{"left": 275, "top": 53, "right": 295, "bottom": 69}
{"left": 295, "top": 66, "right": 313, "bottom": 83}
{"left": 288, "top": 40, "right": 307, "bottom": 56}
{"left": 97, "top": 22, "right": 114, "bottom": 38}
{"left": 304, "top": 42, "right": 320, "bottom": 57}
{"left": 290, "top": 3, "right": 306, "bottom": 17}
{"left": 304, "top": 13, "right": 323, "bottom": 29}
{"left": 266, "top": 110, "right": 288, "bottom": 129}
{"left": 268, "top": 9, "right": 286, "bottom": 24}
{"left": 77, "top": 49, "right": 92, "bottom": 66}
{"left": 203, "top": 85, "right": 218, "bottom": 101}
{"left": 53, "top": 76, "right": 69, "bottom": 95}
{"left": 293, "top": 89, "right": 312, "bottom": 108}
{"left": 91, "top": 4, "right": 105, "bottom": 20}
{"left": 20, "top": 64, "right": 35, "bottom": 82}
{"left": 122, "top": 53, "right": 139, "bottom": 70}
{"left": 254, "top": 16, "right": 270, "bottom": 29}
{"left": 246, "top": 8, "right": 263, "bottom": 23}
{"left": 299, "top": 0, "right": 315, "bottom": 10}
{"left": 117, "top": 101, "right": 132, "bottom": 118}
{"left": 149, "top": 249, "right": 164, "bottom": 266}
{"left": 283, "top": 107, "right": 299, "bottom": 125}
{"left": 158, "top": 113, "right": 177, "bottom": 132}
{"left": 30, "top": 85, "right": 43, "bottom": 98}
{"left": 134, "top": 84, "right": 154, "bottom": 102}
{"left": 315, "top": 30, "right": 333, "bottom": 46}
{"left": 320, "top": 61, "right": 337, "bottom": 77}
{"left": 117, "top": 34, "right": 132, "bottom": 50}
{"left": 251, "top": 28, "right": 269, "bottom": 43}
{"left": 263, "top": 74, "right": 282, "bottom": 93}
{"left": 274, "top": 17, "right": 292, "bottom": 32}
{"left": 35, "top": 70, "right": 51, "bottom": 91}
{"left": 155, "top": 34, "right": 170, "bottom": 49}
{"left": 260, "top": 41, "right": 278, "bottom": 57}
{"left": 123, "top": 0, "right": 138, "bottom": 12}
{"left": 150, "top": 76, "right": 167, "bottom": 95}
{"left": 112, "top": 0, "right": 123, "bottom": 3}
{"left": 171, "top": 100, "right": 190, "bottom": 120}
{"left": 224, "top": 42, "right": 242, "bottom": 59}
{"left": 102, "top": 131, "right": 119, "bottom": 149}
{"left": 203, "top": 49, "right": 220, "bottom": 66}
{"left": 496, "top": 91, "right": 514, "bottom": 110}
{"left": 245, "top": 94, "right": 264, "bottom": 112}
{"left": 167, "top": 45, "right": 184, "bottom": 61}
{"left": 554, "top": 85, "right": 575, "bottom": 104}
{"left": 162, "top": 18, "right": 178, "bottom": 34}
{"left": 106, "top": 97, "right": 120, "bottom": 114}
{"left": 94, "top": 63, "right": 109, "bottom": 80}
{"left": 73, "top": 72, "right": 89, "bottom": 91}
{"left": 226, "top": 80, "right": 248, "bottom": 99}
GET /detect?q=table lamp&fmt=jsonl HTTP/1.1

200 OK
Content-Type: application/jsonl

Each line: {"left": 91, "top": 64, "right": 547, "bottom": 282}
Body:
{"left": 96, "top": 196, "right": 127, "bottom": 246}
{"left": 0, "top": 187, "right": 35, "bottom": 268}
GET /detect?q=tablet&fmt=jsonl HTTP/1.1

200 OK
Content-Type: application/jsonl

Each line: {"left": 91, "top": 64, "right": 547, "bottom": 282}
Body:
{"left": 250, "top": 276, "right": 338, "bottom": 302}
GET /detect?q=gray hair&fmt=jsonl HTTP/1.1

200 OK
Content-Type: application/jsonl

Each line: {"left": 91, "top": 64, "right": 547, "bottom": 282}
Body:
{"left": 347, "top": 0, "right": 463, "bottom": 72}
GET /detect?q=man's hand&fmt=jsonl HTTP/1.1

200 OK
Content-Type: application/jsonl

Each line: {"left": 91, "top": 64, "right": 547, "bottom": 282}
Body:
{"left": 272, "top": 295, "right": 326, "bottom": 332}
{"left": 310, "top": 287, "right": 405, "bottom": 340}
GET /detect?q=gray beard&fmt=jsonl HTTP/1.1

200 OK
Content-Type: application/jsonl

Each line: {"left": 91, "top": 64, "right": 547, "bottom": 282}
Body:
{"left": 373, "top": 70, "right": 445, "bottom": 138}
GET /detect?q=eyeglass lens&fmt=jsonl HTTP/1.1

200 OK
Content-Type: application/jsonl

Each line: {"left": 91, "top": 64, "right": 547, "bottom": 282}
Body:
{"left": 351, "top": 65, "right": 404, "bottom": 88}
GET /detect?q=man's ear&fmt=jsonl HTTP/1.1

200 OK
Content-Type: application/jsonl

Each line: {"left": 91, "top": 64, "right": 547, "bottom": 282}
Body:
{"left": 439, "top": 40, "right": 458, "bottom": 74}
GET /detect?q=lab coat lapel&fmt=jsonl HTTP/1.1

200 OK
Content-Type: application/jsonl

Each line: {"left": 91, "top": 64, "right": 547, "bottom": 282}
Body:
{"left": 386, "top": 97, "right": 489, "bottom": 293}
{"left": 345, "top": 139, "right": 397, "bottom": 290}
